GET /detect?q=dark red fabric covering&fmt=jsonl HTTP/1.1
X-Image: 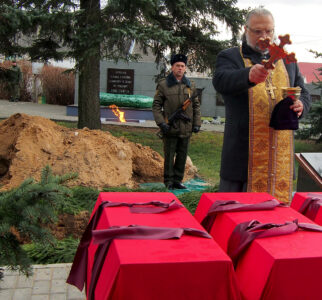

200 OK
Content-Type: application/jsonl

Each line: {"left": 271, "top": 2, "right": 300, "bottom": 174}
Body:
{"left": 66, "top": 199, "right": 183, "bottom": 291}
{"left": 195, "top": 192, "right": 322, "bottom": 300}
{"left": 201, "top": 198, "right": 281, "bottom": 232}
{"left": 74, "top": 192, "right": 241, "bottom": 300}
{"left": 88, "top": 225, "right": 211, "bottom": 300}
{"left": 291, "top": 192, "right": 322, "bottom": 225}
{"left": 227, "top": 219, "right": 322, "bottom": 267}
{"left": 227, "top": 220, "right": 298, "bottom": 267}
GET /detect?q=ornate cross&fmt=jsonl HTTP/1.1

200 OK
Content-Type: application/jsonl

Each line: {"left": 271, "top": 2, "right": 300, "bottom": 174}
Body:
{"left": 265, "top": 76, "right": 277, "bottom": 100}
{"left": 257, "top": 34, "right": 297, "bottom": 70}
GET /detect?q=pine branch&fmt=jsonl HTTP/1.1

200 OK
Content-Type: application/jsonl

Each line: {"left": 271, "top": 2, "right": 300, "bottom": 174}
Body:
{"left": 0, "top": 166, "right": 76, "bottom": 277}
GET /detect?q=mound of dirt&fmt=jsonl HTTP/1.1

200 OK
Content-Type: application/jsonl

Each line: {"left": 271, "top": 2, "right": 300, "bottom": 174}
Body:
{"left": 0, "top": 113, "right": 198, "bottom": 191}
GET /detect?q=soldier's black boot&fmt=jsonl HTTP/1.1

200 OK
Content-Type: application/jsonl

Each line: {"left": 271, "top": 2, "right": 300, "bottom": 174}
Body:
{"left": 172, "top": 182, "right": 187, "bottom": 189}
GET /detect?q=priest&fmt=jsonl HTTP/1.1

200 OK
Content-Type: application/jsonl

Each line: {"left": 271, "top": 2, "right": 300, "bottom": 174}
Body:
{"left": 213, "top": 7, "right": 311, "bottom": 202}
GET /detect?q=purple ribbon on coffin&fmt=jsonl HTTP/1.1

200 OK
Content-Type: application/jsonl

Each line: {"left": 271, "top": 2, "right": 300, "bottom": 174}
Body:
{"left": 227, "top": 219, "right": 322, "bottom": 268}
{"left": 201, "top": 199, "right": 284, "bottom": 232}
{"left": 298, "top": 193, "right": 322, "bottom": 221}
{"left": 66, "top": 199, "right": 183, "bottom": 292}
{"left": 100, "top": 199, "right": 183, "bottom": 213}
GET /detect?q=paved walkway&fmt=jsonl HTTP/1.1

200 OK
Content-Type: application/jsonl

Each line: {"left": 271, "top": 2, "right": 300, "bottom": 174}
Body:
{"left": 1, "top": 264, "right": 85, "bottom": 300}
{"left": 0, "top": 100, "right": 78, "bottom": 122}
{"left": 0, "top": 99, "right": 223, "bottom": 299}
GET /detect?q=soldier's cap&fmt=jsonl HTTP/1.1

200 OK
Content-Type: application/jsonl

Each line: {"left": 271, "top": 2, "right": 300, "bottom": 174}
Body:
{"left": 170, "top": 54, "right": 187, "bottom": 66}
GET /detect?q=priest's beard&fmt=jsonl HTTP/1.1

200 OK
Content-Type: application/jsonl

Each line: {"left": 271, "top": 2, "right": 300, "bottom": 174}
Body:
{"left": 245, "top": 33, "right": 274, "bottom": 55}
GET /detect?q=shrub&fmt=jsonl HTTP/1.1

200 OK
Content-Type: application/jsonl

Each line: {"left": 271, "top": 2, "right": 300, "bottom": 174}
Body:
{"left": 41, "top": 65, "right": 75, "bottom": 105}
{"left": 296, "top": 100, "right": 322, "bottom": 143}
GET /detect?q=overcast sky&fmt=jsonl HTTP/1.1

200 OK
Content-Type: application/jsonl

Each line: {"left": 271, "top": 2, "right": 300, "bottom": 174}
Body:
{"left": 55, "top": 1, "right": 322, "bottom": 67}
{"left": 224, "top": 0, "right": 322, "bottom": 63}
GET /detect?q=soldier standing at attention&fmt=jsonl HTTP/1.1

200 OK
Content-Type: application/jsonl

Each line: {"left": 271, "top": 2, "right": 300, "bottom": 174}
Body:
{"left": 9, "top": 60, "right": 22, "bottom": 102}
{"left": 153, "top": 54, "right": 201, "bottom": 190}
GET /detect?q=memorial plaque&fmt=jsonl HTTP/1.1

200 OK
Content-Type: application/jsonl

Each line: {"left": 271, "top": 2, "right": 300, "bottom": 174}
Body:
{"left": 107, "top": 68, "right": 134, "bottom": 94}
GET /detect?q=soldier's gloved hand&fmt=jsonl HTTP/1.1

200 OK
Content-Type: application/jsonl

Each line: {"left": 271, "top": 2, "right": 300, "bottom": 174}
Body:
{"left": 160, "top": 123, "right": 170, "bottom": 134}
{"left": 192, "top": 126, "right": 200, "bottom": 133}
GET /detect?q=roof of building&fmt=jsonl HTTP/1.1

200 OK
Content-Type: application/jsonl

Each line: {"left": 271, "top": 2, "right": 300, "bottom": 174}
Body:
{"left": 298, "top": 62, "right": 322, "bottom": 83}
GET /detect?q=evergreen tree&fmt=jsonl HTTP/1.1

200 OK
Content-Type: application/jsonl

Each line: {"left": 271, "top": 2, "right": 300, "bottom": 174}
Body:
{"left": 0, "top": 166, "right": 77, "bottom": 278}
{"left": 0, "top": 0, "right": 246, "bottom": 129}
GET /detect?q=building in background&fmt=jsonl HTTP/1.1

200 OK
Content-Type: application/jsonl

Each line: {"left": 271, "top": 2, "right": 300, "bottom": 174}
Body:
{"left": 72, "top": 43, "right": 322, "bottom": 118}
{"left": 298, "top": 62, "right": 322, "bottom": 103}
{"left": 298, "top": 62, "right": 322, "bottom": 84}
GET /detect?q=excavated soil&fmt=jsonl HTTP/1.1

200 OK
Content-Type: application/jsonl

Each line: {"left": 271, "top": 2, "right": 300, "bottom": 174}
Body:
{"left": 0, "top": 113, "right": 197, "bottom": 191}
{"left": 0, "top": 114, "right": 198, "bottom": 239}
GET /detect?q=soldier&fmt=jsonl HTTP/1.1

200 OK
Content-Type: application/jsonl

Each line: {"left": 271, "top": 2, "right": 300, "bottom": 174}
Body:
{"left": 153, "top": 54, "right": 201, "bottom": 190}
{"left": 8, "top": 60, "right": 22, "bottom": 102}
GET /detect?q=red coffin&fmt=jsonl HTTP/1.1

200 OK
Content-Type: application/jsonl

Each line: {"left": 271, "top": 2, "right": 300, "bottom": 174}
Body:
{"left": 194, "top": 192, "right": 322, "bottom": 300}
{"left": 86, "top": 192, "right": 240, "bottom": 300}
{"left": 291, "top": 192, "right": 322, "bottom": 225}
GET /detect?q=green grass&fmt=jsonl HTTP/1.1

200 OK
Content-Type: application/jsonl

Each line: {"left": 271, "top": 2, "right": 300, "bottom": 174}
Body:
{"left": 295, "top": 139, "right": 322, "bottom": 153}
{"left": 189, "top": 131, "right": 223, "bottom": 183}
{"left": 106, "top": 125, "right": 164, "bottom": 155}
{"left": 56, "top": 121, "right": 77, "bottom": 129}
{"left": 178, "top": 185, "right": 219, "bottom": 214}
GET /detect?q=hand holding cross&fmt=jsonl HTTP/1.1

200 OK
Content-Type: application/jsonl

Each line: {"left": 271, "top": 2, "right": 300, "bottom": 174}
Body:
{"left": 257, "top": 34, "right": 297, "bottom": 70}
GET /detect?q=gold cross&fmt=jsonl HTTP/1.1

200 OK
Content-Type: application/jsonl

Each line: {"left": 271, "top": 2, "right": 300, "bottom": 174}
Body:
{"left": 266, "top": 83, "right": 276, "bottom": 100}
{"left": 265, "top": 72, "right": 276, "bottom": 100}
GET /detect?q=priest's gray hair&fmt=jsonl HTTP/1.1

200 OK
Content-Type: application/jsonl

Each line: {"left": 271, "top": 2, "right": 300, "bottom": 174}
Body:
{"left": 245, "top": 7, "right": 275, "bottom": 26}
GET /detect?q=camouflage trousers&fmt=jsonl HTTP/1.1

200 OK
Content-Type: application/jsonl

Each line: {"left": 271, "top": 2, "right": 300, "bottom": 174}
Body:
{"left": 9, "top": 84, "right": 20, "bottom": 101}
{"left": 163, "top": 136, "right": 190, "bottom": 185}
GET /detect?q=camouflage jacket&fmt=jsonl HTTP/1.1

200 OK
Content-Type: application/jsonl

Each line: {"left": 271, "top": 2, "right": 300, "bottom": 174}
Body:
{"left": 152, "top": 72, "right": 201, "bottom": 138}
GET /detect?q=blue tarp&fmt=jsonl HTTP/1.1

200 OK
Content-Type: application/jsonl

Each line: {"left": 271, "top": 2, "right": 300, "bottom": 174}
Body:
{"left": 140, "top": 178, "right": 209, "bottom": 196}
